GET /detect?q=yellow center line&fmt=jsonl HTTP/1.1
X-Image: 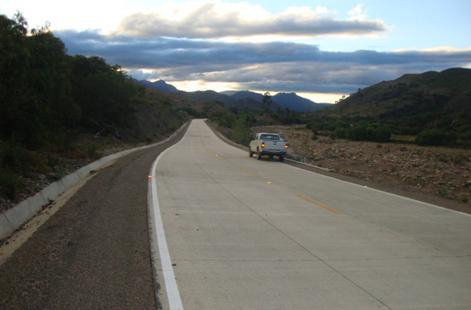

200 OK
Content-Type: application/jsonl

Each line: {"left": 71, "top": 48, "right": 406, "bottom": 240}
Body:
{"left": 239, "top": 167, "right": 257, "bottom": 177}
{"left": 296, "top": 192, "right": 339, "bottom": 214}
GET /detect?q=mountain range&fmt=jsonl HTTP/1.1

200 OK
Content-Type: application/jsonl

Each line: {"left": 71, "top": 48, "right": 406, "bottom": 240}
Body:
{"left": 139, "top": 80, "right": 329, "bottom": 112}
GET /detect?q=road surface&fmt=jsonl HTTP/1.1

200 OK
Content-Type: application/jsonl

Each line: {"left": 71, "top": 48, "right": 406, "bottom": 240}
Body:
{"left": 155, "top": 119, "right": 471, "bottom": 309}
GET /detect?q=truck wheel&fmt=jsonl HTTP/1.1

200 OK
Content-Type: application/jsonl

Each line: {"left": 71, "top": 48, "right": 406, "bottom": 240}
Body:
{"left": 249, "top": 149, "right": 253, "bottom": 157}
{"left": 278, "top": 155, "right": 284, "bottom": 162}
{"left": 257, "top": 148, "right": 262, "bottom": 160}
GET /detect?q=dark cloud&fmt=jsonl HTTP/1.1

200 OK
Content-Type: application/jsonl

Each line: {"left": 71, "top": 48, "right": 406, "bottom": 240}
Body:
{"left": 57, "top": 30, "right": 471, "bottom": 93}
{"left": 116, "top": 3, "right": 385, "bottom": 39}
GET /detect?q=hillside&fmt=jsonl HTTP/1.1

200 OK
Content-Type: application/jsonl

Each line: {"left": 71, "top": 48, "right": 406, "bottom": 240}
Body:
{"left": 138, "top": 79, "right": 179, "bottom": 93}
{"left": 0, "top": 14, "right": 188, "bottom": 206}
{"left": 310, "top": 68, "right": 471, "bottom": 146}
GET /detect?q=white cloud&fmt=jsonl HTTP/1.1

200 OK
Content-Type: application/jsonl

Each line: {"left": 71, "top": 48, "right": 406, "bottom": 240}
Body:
{"left": 170, "top": 80, "right": 241, "bottom": 92}
{"left": 348, "top": 4, "right": 368, "bottom": 20}
{"left": 0, "top": 0, "right": 135, "bottom": 32}
{"left": 116, "top": 1, "right": 385, "bottom": 39}
{"left": 393, "top": 46, "right": 471, "bottom": 53}
{"left": 297, "top": 92, "right": 345, "bottom": 104}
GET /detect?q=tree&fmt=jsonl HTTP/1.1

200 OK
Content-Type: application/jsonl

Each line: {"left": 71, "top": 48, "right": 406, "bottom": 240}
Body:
{"left": 262, "top": 91, "right": 273, "bottom": 112}
{"left": 69, "top": 55, "right": 138, "bottom": 130}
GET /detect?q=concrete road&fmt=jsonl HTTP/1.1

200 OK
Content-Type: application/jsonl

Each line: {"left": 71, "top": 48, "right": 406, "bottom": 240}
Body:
{"left": 155, "top": 119, "right": 471, "bottom": 310}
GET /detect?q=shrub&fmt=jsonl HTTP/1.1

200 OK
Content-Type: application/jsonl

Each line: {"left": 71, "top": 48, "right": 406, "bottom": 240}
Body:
{"left": 343, "top": 124, "right": 391, "bottom": 142}
{"left": 0, "top": 170, "right": 24, "bottom": 200}
{"left": 0, "top": 143, "right": 32, "bottom": 173}
{"left": 415, "top": 129, "right": 457, "bottom": 146}
{"left": 86, "top": 143, "right": 100, "bottom": 159}
{"left": 231, "top": 116, "right": 252, "bottom": 146}
{"left": 334, "top": 128, "right": 347, "bottom": 139}
{"left": 210, "top": 112, "right": 236, "bottom": 129}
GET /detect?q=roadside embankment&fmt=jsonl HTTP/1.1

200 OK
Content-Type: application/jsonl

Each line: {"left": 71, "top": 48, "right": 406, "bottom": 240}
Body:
{"left": 0, "top": 122, "right": 189, "bottom": 241}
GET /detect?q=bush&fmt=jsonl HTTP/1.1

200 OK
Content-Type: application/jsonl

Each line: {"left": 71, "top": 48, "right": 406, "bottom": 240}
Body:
{"left": 415, "top": 129, "right": 457, "bottom": 146}
{"left": 340, "top": 124, "right": 391, "bottom": 142}
{"left": 231, "top": 115, "right": 252, "bottom": 146}
{"left": 86, "top": 143, "right": 100, "bottom": 159}
{"left": 0, "top": 143, "right": 32, "bottom": 173}
{"left": 372, "top": 126, "right": 392, "bottom": 142}
{"left": 334, "top": 128, "right": 347, "bottom": 139}
{"left": 0, "top": 170, "right": 24, "bottom": 200}
{"left": 210, "top": 111, "right": 236, "bottom": 129}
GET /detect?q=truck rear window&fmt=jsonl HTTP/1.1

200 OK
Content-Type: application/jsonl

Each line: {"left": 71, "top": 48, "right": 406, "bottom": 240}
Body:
{"left": 260, "top": 134, "right": 280, "bottom": 140}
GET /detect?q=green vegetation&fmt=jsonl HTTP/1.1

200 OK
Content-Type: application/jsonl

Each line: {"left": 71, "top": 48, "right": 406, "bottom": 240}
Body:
{"left": 307, "top": 68, "right": 471, "bottom": 147}
{"left": 334, "top": 123, "right": 391, "bottom": 142}
{"left": 0, "top": 14, "right": 144, "bottom": 148}
{"left": 0, "top": 14, "right": 187, "bottom": 201}
{"left": 306, "top": 118, "right": 391, "bottom": 143}
{"left": 209, "top": 110, "right": 254, "bottom": 145}
{"left": 415, "top": 129, "right": 457, "bottom": 146}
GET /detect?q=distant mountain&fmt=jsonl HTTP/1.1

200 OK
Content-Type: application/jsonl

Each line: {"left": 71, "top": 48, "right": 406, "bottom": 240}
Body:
{"left": 272, "top": 92, "right": 327, "bottom": 112}
{"left": 140, "top": 80, "right": 329, "bottom": 112}
{"left": 180, "top": 90, "right": 233, "bottom": 105}
{"left": 322, "top": 67, "right": 471, "bottom": 137}
{"left": 226, "top": 90, "right": 264, "bottom": 102}
{"left": 223, "top": 90, "right": 328, "bottom": 112}
{"left": 139, "top": 80, "right": 179, "bottom": 93}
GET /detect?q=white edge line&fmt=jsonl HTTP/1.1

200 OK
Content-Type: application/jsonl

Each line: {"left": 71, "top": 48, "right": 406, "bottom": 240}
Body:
{"left": 285, "top": 158, "right": 331, "bottom": 172}
{"left": 284, "top": 158, "right": 471, "bottom": 218}
{"left": 148, "top": 122, "right": 191, "bottom": 310}
{"left": 208, "top": 122, "right": 471, "bottom": 218}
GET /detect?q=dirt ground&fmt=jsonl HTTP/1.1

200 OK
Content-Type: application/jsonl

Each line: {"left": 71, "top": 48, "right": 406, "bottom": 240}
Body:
{"left": 253, "top": 125, "right": 471, "bottom": 212}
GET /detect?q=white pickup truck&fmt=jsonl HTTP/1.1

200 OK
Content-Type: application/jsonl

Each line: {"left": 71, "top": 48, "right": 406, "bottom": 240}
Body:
{"left": 249, "top": 133, "right": 288, "bottom": 161}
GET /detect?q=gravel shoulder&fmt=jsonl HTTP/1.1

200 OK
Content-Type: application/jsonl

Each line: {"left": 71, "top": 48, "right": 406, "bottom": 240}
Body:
{"left": 0, "top": 123, "right": 188, "bottom": 309}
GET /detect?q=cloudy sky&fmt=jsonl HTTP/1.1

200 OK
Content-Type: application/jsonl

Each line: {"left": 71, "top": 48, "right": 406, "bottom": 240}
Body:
{"left": 2, "top": 0, "right": 471, "bottom": 103}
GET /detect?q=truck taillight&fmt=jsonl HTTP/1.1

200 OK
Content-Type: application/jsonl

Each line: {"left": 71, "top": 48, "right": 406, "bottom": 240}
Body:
{"left": 284, "top": 143, "right": 288, "bottom": 149}
{"left": 261, "top": 142, "right": 265, "bottom": 148}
